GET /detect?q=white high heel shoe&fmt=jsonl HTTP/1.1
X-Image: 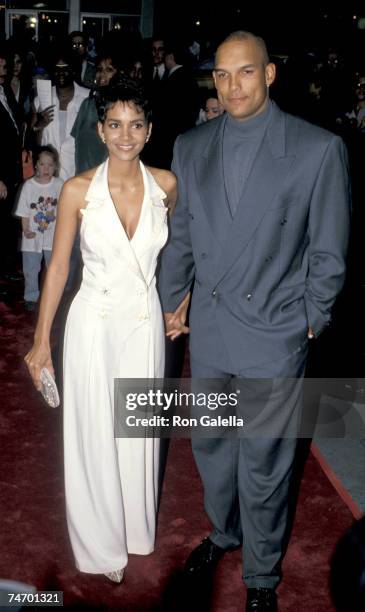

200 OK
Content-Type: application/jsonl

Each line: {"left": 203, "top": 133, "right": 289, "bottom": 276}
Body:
{"left": 104, "top": 569, "right": 124, "bottom": 583}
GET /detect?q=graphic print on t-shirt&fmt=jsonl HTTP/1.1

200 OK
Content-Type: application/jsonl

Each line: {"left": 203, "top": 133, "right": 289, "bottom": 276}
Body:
{"left": 30, "top": 196, "right": 57, "bottom": 233}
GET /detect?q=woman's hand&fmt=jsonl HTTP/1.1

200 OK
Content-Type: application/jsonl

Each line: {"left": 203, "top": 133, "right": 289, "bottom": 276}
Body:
{"left": 24, "top": 342, "right": 54, "bottom": 391}
{"left": 165, "top": 292, "right": 191, "bottom": 341}
{"left": 35, "top": 105, "right": 55, "bottom": 130}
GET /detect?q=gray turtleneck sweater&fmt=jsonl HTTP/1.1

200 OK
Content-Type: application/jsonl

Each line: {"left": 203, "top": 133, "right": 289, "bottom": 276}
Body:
{"left": 222, "top": 100, "right": 272, "bottom": 217}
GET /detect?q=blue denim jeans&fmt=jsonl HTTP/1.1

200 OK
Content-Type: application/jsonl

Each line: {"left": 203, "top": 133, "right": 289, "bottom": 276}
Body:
{"left": 22, "top": 250, "right": 52, "bottom": 302}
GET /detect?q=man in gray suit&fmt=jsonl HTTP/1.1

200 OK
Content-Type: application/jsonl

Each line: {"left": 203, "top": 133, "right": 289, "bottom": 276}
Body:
{"left": 159, "top": 31, "right": 351, "bottom": 611}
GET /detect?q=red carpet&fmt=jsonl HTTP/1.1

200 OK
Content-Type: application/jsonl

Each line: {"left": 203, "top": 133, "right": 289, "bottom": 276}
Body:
{"left": 0, "top": 294, "right": 355, "bottom": 611}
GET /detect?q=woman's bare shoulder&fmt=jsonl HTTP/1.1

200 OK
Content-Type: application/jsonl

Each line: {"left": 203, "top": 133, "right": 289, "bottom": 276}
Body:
{"left": 146, "top": 166, "right": 177, "bottom": 212}
{"left": 146, "top": 166, "right": 177, "bottom": 195}
{"left": 60, "top": 168, "right": 97, "bottom": 204}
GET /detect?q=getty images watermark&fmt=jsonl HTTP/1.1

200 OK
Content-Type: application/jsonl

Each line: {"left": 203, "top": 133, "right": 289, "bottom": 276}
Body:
{"left": 115, "top": 379, "right": 243, "bottom": 438}
{"left": 114, "top": 378, "right": 365, "bottom": 439}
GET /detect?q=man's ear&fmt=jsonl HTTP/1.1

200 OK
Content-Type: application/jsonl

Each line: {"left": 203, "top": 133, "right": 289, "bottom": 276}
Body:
{"left": 265, "top": 63, "right": 276, "bottom": 87}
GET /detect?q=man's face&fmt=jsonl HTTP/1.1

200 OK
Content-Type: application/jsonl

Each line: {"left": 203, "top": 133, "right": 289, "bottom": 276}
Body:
{"left": 356, "top": 77, "right": 365, "bottom": 102}
{"left": 327, "top": 52, "right": 340, "bottom": 71}
{"left": 213, "top": 39, "right": 275, "bottom": 122}
{"left": 0, "top": 58, "right": 7, "bottom": 85}
{"left": 72, "top": 35, "right": 86, "bottom": 57}
{"left": 152, "top": 40, "right": 165, "bottom": 66}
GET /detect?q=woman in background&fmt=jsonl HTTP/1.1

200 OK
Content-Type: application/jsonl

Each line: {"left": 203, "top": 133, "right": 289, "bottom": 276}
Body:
{"left": 71, "top": 50, "right": 121, "bottom": 173}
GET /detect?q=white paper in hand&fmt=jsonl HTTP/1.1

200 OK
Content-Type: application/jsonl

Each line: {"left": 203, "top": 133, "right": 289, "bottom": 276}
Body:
{"left": 36, "top": 79, "right": 52, "bottom": 110}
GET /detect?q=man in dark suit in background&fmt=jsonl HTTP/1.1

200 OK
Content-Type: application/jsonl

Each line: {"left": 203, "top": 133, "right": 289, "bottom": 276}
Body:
{"left": 68, "top": 31, "right": 96, "bottom": 89}
{"left": 162, "top": 40, "right": 200, "bottom": 134}
{"left": 0, "top": 46, "right": 22, "bottom": 279}
{"left": 159, "top": 31, "right": 351, "bottom": 611}
{"left": 150, "top": 40, "right": 200, "bottom": 169}
{"left": 151, "top": 36, "right": 166, "bottom": 82}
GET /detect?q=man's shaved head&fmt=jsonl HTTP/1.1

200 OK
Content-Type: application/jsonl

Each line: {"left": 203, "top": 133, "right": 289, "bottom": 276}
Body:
{"left": 216, "top": 31, "right": 270, "bottom": 67}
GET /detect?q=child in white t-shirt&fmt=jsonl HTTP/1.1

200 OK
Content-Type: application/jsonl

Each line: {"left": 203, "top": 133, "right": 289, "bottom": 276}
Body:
{"left": 15, "top": 146, "right": 63, "bottom": 309}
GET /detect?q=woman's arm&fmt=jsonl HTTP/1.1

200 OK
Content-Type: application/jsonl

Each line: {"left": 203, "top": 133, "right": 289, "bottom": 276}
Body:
{"left": 150, "top": 168, "right": 189, "bottom": 338}
{"left": 24, "top": 178, "right": 85, "bottom": 389}
{"left": 163, "top": 171, "right": 178, "bottom": 214}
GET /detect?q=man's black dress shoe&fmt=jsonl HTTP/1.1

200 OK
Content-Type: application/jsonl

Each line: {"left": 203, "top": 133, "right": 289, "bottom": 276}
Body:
{"left": 184, "top": 537, "right": 226, "bottom": 577}
{"left": 246, "top": 588, "right": 278, "bottom": 611}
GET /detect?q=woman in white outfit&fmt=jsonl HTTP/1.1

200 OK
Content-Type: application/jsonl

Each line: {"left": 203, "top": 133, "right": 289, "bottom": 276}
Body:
{"left": 25, "top": 77, "right": 177, "bottom": 583}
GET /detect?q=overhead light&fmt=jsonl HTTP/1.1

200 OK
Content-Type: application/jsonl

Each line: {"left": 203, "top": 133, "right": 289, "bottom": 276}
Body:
{"left": 33, "top": 3, "right": 47, "bottom": 7}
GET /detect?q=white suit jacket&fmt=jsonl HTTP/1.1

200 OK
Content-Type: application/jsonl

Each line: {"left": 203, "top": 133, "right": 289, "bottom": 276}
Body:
{"left": 34, "top": 82, "right": 89, "bottom": 180}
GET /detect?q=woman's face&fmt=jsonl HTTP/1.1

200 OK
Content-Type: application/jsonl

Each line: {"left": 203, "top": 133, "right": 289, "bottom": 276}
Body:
{"left": 53, "top": 60, "right": 73, "bottom": 88}
{"left": 205, "top": 97, "right": 224, "bottom": 121}
{"left": 95, "top": 58, "right": 117, "bottom": 87}
{"left": 98, "top": 101, "right": 151, "bottom": 162}
{"left": 13, "top": 54, "right": 22, "bottom": 78}
{"left": 129, "top": 61, "right": 142, "bottom": 81}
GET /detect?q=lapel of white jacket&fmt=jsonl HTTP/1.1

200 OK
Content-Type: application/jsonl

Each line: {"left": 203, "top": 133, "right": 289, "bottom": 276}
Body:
{"left": 83, "top": 161, "right": 147, "bottom": 283}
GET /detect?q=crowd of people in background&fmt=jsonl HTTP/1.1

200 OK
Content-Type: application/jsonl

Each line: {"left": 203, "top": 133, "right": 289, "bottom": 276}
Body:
{"left": 0, "top": 27, "right": 364, "bottom": 304}
{"left": 0, "top": 24, "right": 364, "bottom": 610}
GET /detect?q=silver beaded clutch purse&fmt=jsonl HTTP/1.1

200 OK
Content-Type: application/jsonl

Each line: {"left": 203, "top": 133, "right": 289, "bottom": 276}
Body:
{"left": 39, "top": 368, "right": 60, "bottom": 408}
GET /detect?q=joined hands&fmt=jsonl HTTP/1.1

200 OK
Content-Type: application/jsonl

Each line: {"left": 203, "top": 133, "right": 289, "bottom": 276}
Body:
{"left": 164, "top": 292, "right": 191, "bottom": 341}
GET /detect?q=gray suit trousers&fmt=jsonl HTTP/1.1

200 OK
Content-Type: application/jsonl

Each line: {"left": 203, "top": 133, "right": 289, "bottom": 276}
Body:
{"left": 190, "top": 343, "right": 307, "bottom": 589}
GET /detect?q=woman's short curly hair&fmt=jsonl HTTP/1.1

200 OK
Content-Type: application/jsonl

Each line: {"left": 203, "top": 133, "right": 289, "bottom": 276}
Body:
{"left": 95, "top": 75, "right": 152, "bottom": 123}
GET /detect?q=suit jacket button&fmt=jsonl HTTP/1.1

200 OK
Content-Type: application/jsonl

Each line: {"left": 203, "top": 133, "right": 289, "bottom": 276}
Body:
{"left": 212, "top": 290, "right": 217, "bottom": 297}
{"left": 201, "top": 252, "right": 207, "bottom": 259}
{"left": 246, "top": 293, "right": 252, "bottom": 300}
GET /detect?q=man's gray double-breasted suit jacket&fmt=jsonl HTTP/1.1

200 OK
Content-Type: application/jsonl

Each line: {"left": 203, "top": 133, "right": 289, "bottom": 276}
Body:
{"left": 159, "top": 102, "right": 351, "bottom": 376}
